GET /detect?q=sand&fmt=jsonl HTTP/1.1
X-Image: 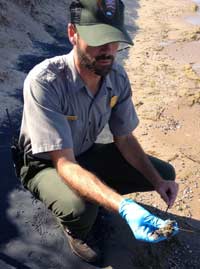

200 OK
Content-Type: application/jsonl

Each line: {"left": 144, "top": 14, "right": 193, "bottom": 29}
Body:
{"left": 0, "top": 0, "right": 200, "bottom": 268}
{"left": 125, "top": 0, "right": 200, "bottom": 220}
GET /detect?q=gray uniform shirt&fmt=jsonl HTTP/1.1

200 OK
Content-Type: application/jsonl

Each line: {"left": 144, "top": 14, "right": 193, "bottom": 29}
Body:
{"left": 19, "top": 50, "right": 139, "bottom": 159}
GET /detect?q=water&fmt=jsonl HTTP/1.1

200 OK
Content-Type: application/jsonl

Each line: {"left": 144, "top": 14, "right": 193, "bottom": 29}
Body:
{"left": 192, "top": 63, "right": 200, "bottom": 75}
{"left": 185, "top": 0, "right": 200, "bottom": 25}
{"left": 159, "top": 40, "right": 175, "bottom": 47}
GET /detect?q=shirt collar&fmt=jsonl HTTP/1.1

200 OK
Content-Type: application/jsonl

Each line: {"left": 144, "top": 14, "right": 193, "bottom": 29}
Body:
{"left": 66, "top": 50, "right": 85, "bottom": 92}
{"left": 104, "top": 73, "right": 113, "bottom": 91}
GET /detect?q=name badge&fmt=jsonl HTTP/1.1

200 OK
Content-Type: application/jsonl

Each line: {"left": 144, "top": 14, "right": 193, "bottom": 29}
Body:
{"left": 110, "top": 96, "right": 118, "bottom": 108}
{"left": 66, "top": 115, "right": 78, "bottom": 121}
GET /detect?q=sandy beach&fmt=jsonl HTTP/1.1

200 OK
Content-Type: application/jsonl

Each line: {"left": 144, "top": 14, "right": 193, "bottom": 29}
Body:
{"left": 126, "top": 0, "right": 200, "bottom": 219}
{"left": 0, "top": 0, "right": 200, "bottom": 268}
{"left": 123, "top": 0, "right": 200, "bottom": 267}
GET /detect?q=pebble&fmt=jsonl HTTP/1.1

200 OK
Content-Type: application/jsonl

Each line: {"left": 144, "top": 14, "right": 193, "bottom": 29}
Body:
{"left": 183, "top": 187, "right": 193, "bottom": 195}
{"left": 187, "top": 211, "right": 192, "bottom": 217}
{"left": 176, "top": 205, "right": 183, "bottom": 211}
{"left": 141, "top": 132, "right": 148, "bottom": 136}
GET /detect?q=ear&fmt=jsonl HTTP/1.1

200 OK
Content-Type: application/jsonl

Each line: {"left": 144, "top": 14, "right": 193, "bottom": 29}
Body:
{"left": 68, "top": 23, "right": 77, "bottom": 46}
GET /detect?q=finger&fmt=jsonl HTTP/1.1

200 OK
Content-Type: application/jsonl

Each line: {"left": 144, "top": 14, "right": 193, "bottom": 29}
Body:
{"left": 133, "top": 225, "right": 163, "bottom": 242}
{"left": 169, "top": 194, "right": 176, "bottom": 208}
{"left": 159, "top": 189, "right": 170, "bottom": 206}
{"left": 132, "top": 226, "right": 152, "bottom": 241}
{"left": 147, "top": 215, "right": 165, "bottom": 228}
{"left": 168, "top": 183, "right": 179, "bottom": 207}
{"left": 172, "top": 225, "right": 179, "bottom": 236}
{"left": 148, "top": 234, "right": 167, "bottom": 243}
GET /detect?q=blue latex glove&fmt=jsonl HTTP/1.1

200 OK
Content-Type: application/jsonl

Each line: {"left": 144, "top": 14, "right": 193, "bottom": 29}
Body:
{"left": 119, "top": 198, "right": 179, "bottom": 243}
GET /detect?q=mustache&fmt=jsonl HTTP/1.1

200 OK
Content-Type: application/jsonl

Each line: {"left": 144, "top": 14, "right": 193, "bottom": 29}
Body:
{"left": 95, "top": 55, "right": 114, "bottom": 61}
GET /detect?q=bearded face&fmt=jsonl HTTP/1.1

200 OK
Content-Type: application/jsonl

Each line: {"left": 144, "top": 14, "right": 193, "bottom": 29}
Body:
{"left": 76, "top": 37, "right": 116, "bottom": 77}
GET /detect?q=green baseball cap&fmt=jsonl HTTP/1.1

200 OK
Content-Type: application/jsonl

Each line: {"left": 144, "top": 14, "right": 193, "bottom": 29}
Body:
{"left": 70, "top": 0, "right": 133, "bottom": 46}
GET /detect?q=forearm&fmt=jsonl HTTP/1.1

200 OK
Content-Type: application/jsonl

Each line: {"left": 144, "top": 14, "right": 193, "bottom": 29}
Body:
{"left": 114, "top": 134, "right": 163, "bottom": 188}
{"left": 57, "top": 160, "right": 123, "bottom": 212}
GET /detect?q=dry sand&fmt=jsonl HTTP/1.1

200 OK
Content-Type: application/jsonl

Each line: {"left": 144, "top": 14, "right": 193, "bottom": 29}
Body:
{"left": 125, "top": 0, "right": 200, "bottom": 220}
{"left": 0, "top": 0, "right": 200, "bottom": 268}
{"left": 119, "top": 0, "right": 200, "bottom": 267}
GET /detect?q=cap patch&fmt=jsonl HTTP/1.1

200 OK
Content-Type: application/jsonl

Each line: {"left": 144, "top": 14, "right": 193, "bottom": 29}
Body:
{"left": 98, "top": 0, "right": 117, "bottom": 19}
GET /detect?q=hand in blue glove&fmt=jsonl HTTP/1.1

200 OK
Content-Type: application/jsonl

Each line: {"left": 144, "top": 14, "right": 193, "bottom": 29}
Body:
{"left": 119, "top": 198, "right": 179, "bottom": 243}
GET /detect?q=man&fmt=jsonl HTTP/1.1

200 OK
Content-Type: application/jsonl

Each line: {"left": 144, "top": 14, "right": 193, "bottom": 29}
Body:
{"left": 18, "top": 0, "right": 179, "bottom": 264}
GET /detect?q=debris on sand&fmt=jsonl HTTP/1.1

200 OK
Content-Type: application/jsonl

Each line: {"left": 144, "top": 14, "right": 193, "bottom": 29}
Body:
{"left": 150, "top": 220, "right": 177, "bottom": 240}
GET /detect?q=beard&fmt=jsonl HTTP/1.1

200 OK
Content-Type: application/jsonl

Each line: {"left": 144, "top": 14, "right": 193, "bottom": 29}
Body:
{"left": 76, "top": 44, "right": 114, "bottom": 77}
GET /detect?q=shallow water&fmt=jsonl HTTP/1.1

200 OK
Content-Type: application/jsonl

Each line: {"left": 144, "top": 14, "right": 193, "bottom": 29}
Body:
{"left": 185, "top": 0, "right": 200, "bottom": 25}
{"left": 192, "top": 63, "right": 200, "bottom": 75}
{"left": 186, "top": 14, "right": 200, "bottom": 25}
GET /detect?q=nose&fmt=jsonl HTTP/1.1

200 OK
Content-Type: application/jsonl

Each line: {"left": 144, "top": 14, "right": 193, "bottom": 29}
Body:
{"left": 100, "top": 42, "right": 118, "bottom": 54}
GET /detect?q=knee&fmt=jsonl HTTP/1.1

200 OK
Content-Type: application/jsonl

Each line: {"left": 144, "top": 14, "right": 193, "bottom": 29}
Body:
{"left": 49, "top": 195, "right": 84, "bottom": 219}
{"left": 165, "top": 163, "right": 176, "bottom": 181}
{"left": 50, "top": 195, "right": 98, "bottom": 222}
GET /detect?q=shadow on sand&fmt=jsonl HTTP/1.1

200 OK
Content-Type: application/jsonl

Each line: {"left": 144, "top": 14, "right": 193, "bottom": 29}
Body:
{"left": 0, "top": 174, "right": 199, "bottom": 269}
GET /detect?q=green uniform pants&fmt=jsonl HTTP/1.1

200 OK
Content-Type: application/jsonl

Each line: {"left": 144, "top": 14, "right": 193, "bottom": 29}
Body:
{"left": 20, "top": 143, "right": 176, "bottom": 239}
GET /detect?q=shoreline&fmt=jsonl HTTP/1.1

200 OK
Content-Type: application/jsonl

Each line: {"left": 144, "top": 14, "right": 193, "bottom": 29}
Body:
{"left": 0, "top": 1, "right": 199, "bottom": 268}
{"left": 125, "top": 0, "right": 200, "bottom": 220}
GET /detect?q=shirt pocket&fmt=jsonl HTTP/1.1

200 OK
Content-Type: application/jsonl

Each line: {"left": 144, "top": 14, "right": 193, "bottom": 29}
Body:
{"left": 66, "top": 115, "right": 86, "bottom": 152}
{"left": 66, "top": 115, "right": 83, "bottom": 138}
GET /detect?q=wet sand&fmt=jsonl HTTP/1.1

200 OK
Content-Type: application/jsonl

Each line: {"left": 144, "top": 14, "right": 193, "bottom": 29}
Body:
{"left": 125, "top": 0, "right": 200, "bottom": 219}
{"left": 123, "top": 0, "right": 200, "bottom": 266}
{"left": 0, "top": 0, "right": 200, "bottom": 268}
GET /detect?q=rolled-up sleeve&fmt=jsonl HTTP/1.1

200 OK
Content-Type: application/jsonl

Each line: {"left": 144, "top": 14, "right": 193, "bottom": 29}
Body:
{"left": 24, "top": 76, "right": 73, "bottom": 155}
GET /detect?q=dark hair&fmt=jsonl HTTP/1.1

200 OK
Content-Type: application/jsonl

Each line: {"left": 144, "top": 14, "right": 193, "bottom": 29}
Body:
{"left": 70, "top": 0, "right": 83, "bottom": 24}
